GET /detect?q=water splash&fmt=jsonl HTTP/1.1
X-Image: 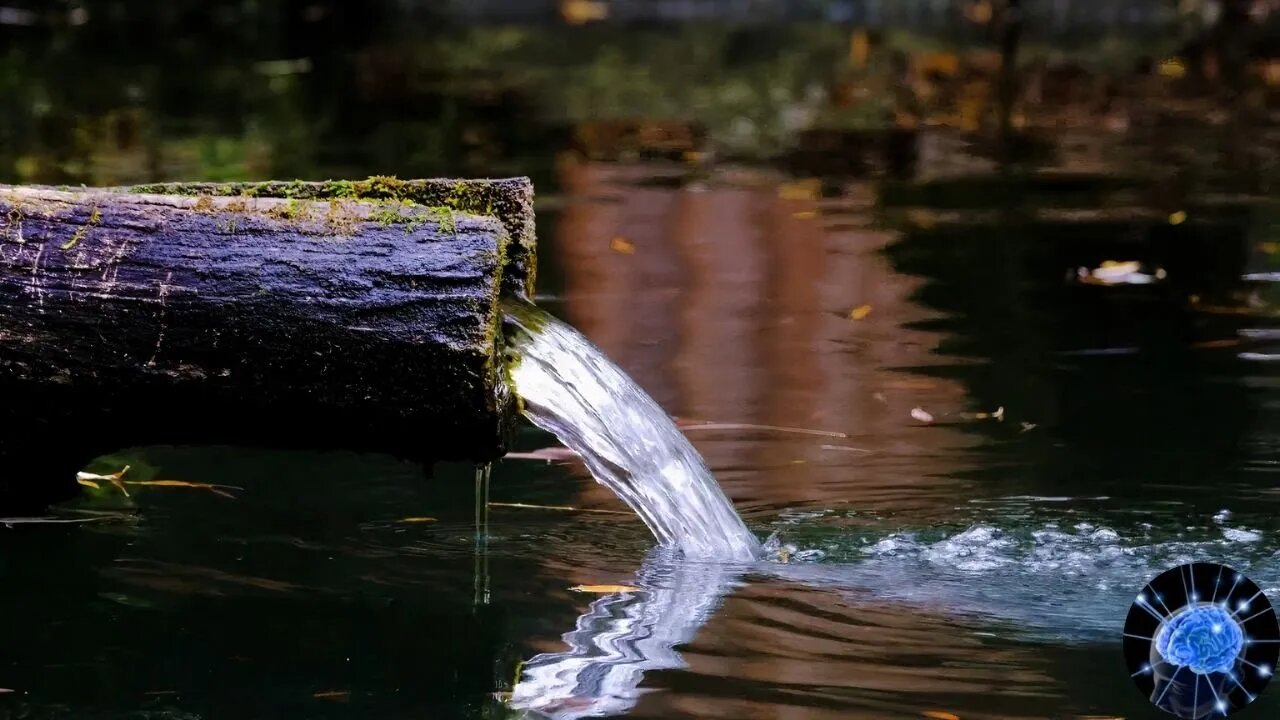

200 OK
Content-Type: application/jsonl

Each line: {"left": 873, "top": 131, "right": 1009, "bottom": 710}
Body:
{"left": 503, "top": 301, "right": 760, "bottom": 561}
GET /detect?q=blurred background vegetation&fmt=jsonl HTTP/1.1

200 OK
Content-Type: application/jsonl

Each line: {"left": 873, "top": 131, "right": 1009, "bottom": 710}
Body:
{"left": 1, "top": 0, "right": 1277, "bottom": 189}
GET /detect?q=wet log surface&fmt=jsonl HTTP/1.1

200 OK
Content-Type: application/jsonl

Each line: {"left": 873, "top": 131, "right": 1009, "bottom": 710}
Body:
{"left": 0, "top": 181, "right": 528, "bottom": 509}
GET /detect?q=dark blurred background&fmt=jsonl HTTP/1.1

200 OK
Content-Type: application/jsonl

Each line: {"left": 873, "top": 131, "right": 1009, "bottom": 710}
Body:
{"left": 1, "top": 0, "right": 1277, "bottom": 188}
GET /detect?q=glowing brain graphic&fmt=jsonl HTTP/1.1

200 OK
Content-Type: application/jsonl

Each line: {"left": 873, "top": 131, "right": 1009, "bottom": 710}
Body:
{"left": 1155, "top": 605, "right": 1245, "bottom": 675}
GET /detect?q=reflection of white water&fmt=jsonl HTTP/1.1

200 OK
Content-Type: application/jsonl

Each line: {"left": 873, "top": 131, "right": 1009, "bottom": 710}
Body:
{"left": 510, "top": 549, "right": 744, "bottom": 719}
{"left": 507, "top": 523, "right": 1280, "bottom": 716}
{"left": 504, "top": 302, "right": 760, "bottom": 561}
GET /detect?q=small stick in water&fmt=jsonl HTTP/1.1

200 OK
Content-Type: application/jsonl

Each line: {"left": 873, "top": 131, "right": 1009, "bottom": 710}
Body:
{"left": 674, "top": 419, "right": 848, "bottom": 438}
{"left": 0, "top": 516, "right": 120, "bottom": 528}
{"left": 489, "top": 501, "right": 633, "bottom": 516}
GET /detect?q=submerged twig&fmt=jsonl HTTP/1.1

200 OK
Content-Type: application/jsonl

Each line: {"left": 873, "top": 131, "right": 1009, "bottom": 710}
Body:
{"left": 489, "top": 501, "right": 633, "bottom": 516}
{"left": 123, "top": 480, "right": 241, "bottom": 499}
{"left": 675, "top": 420, "right": 848, "bottom": 438}
{"left": 0, "top": 515, "right": 121, "bottom": 528}
{"left": 819, "top": 444, "right": 873, "bottom": 455}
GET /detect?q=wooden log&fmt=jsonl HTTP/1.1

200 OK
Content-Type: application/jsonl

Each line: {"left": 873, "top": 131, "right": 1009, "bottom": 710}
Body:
{"left": 0, "top": 179, "right": 532, "bottom": 510}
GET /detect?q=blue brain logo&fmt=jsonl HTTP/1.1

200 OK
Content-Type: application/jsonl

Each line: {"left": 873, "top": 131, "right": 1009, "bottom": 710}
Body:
{"left": 1155, "top": 605, "right": 1245, "bottom": 675}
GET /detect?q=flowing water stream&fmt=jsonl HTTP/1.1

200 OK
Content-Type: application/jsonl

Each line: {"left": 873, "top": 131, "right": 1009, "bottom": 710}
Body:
{"left": 503, "top": 300, "right": 761, "bottom": 562}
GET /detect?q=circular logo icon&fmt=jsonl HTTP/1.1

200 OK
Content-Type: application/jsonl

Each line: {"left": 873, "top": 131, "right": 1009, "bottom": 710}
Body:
{"left": 1124, "top": 562, "right": 1279, "bottom": 719}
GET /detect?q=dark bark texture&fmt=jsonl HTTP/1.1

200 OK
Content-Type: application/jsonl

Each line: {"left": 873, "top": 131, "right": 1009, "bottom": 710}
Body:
{"left": 0, "top": 181, "right": 530, "bottom": 509}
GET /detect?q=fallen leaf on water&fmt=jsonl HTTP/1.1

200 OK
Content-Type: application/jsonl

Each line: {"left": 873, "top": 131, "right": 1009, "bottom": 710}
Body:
{"left": 489, "top": 501, "right": 631, "bottom": 516}
{"left": 569, "top": 584, "right": 641, "bottom": 594}
{"left": 1158, "top": 57, "right": 1186, "bottom": 79}
{"left": 922, "top": 712, "right": 960, "bottom": 720}
{"left": 609, "top": 236, "right": 635, "bottom": 254}
{"left": 313, "top": 690, "right": 350, "bottom": 701}
{"left": 849, "top": 304, "right": 873, "bottom": 320}
{"left": 910, "top": 407, "right": 934, "bottom": 423}
{"left": 1169, "top": 210, "right": 1187, "bottom": 225}
{"left": 124, "top": 480, "right": 240, "bottom": 499}
{"left": 397, "top": 517, "right": 437, "bottom": 523}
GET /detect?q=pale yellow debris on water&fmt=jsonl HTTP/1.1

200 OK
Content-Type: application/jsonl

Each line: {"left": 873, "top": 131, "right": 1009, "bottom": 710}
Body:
{"left": 849, "top": 304, "right": 873, "bottom": 320}
{"left": 569, "top": 584, "right": 641, "bottom": 594}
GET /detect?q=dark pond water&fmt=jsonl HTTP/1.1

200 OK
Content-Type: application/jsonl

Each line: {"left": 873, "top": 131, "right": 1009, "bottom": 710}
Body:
{"left": 4, "top": 14, "right": 1280, "bottom": 720}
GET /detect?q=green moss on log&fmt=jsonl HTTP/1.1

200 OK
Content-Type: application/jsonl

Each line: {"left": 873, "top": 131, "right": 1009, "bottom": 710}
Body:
{"left": 119, "top": 176, "right": 536, "bottom": 296}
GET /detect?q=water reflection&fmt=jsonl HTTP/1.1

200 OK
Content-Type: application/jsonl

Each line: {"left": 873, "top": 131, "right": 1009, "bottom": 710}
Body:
{"left": 510, "top": 519, "right": 1280, "bottom": 718}
{"left": 510, "top": 549, "right": 745, "bottom": 719}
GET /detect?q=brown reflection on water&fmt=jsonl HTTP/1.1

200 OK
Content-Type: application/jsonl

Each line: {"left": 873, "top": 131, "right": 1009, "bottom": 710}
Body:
{"left": 632, "top": 580, "right": 1056, "bottom": 720}
{"left": 551, "top": 159, "right": 981, "bottom": 518}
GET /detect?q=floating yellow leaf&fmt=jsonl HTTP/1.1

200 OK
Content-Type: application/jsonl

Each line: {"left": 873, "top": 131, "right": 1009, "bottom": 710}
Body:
{"left": 911, "top": 407, "right": 935, "bottom": 423}
{"left": 1158, "top": 57, "right": 1187, "bottom": 79}
{"left": 849, "top": 304, "right": 873, "bottom": 321}
{"left": 397, "top": 517, "right": 437, "bottom": 523}
{"left": 609, "top": 236, "right": 635, "bottom": 254}
{"left": 1169, "top": 210, "right": 1187, "bottom": 225}
{"left": 569, "top": 584, "right": 641, "bottom": 594}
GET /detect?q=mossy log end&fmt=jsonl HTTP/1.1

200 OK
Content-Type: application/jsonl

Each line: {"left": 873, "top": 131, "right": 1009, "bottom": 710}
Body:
{"left": 0, "top": 181, "right": 531, "bottom": 509}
